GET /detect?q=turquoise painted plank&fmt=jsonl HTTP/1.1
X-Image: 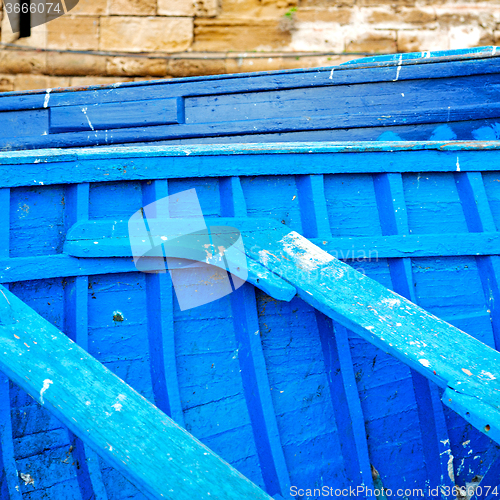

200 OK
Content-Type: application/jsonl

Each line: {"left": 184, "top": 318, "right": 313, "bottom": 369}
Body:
{"left": 0, "top": 286, "right": 272, "bottom": 500}
{"left": 63, "top": 217, "right": 296, "bottom": 302}
{"left": 2, "top": 143, "right": 500, "bottom": 188}
{"left": 315, "top": 233, "right": 500, "bottom": 259}
{"left": 63, "top": 216, "right": 500, "bottom": 260}
{"left": 207, "top": 220, "right": 500, "bottom": 445}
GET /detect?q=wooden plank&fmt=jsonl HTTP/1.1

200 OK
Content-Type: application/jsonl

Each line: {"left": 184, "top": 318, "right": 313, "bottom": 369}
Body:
{"left": 0, "top": 49, "right": 498, "bottom": 113}
{"left": 455, "top": 172, "right": 500, "bottom": 350}
{"left": 0, "top": 254, "right": 296, "bottom": 301}
{"left": 63, "top": 182, "right": 109, "bottom": 500}
{"left": 50, "top": 98, "right": 180, "bottom": 133}
{"left": 221, "top": 176, "right": 291, "bottom": 497}
{"left": 296, "top": 175, "right": 332, "bottom": 239}
{"left": 316, "top": 315, "right": 375, "bottom": 488}
{"left": 471, "top": 454, "right": 500, "bottom": 499}
{"left": 142, "top": 179, "right": 185, "bottom": 426}
{"left": 209, "top": 219, "right": 500, "bottom": 445}
{"left": 0, "top": 187, "right": 22, "bottom": 500}
{"left": 2, "top": 143, "right": 500, "bottom": 188}
{"left": 5, "top": 98, "right": 500, "bottom": 150}
{"left": 0, "top": 285, "right": 271, "bottom": 500}
{"left": 373, "top": 172, "right": 455, "bottom": 490}
{"left": 297, "top": 173, "right": 374, "bottom": 488}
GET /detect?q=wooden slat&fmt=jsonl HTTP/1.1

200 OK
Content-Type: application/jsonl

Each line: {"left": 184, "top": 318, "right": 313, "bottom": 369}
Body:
{"left": 372, "top": 172, "right": 455, "bottom": 489}
{"left": 0, "top": 285, "right": 271, "bottom": 500}
{"left": 221, "top": 176, "right": 291, "bottom": 497}
{"left": 0, "top": 187, "right": 22, "bottom": 499}
{"left": 297, "top": 174, "right": 374, "bottom": 487}
{"left": 207, "top": 219, "right": 500, "bottom": 445}
{"left": 2, "top": 143, "right": 500, "bottom": 188}
{"left": 50, "top": 98, "right": 180, "bottom": 133}
{"left": 455, "top": 172, "right": 500, "bottom": 350}
{"left": 142, "top": 179, "right": 185, "bottom": 425}
{"left": 63, "top": 182, "right": 109, "bottom": 500}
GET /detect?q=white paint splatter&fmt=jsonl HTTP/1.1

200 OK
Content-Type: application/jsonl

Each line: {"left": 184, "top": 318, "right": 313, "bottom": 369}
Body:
{"left": 393, "top": 54, "right": 403, "bottom": 82}
{"left": 43, "top": 89, "right": 51, "bottom": 108}
{"left": 418, "top": 359, "right": 430, "bottom": 367}
{"left": 382, "top": 297, "right": 401, "bottom": 308}
{"left": 493, "top": 47, "right": 497, "bottom": 56}
{"left": 280, "top": 231, "right": 334, "bottom": 271}
{"left": 161, "top": 236, "right": 168, "bottom": 241}
{"left": 19, "top": 472, "right": 35, "bottom": 486}
{"left": 456, "top": 156, "right": 460, "bottom": 171}
{"left": 447, "top": 454, "right": 455, "bottom": 482}
{"left": 112, "top": 402, "right": 122, "bottom": 412}
{"left": 40, "top": 379, "right": 53, "bottom": 405}
{"left": 481, "top": 370, "right": 496, "bottom": 380}
{"left": 329, "top": 68, "right": 334, "bottom": 80}
{"left": 82, "top": 107, "right": 94, "bottom": 131}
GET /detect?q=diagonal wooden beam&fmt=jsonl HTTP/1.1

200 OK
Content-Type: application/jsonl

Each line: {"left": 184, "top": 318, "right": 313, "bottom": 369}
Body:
{"left": 0, "top": 286, "right": 272, "bottom": 500}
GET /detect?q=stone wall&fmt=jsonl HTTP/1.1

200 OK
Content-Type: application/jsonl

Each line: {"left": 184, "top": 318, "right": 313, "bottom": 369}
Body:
{"left": 0, "top": 0, "right": 499, "bottom": 91}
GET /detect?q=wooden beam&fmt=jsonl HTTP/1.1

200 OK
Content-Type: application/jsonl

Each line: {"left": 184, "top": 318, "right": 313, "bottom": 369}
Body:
{"left": 0, "top": 286, "right": 271, "bottom": 500}
{"left": 212, "top": 219, "right": 500, "bottom": 446}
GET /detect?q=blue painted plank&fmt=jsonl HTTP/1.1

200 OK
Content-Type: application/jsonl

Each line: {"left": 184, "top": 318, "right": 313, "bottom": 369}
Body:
{"left": 220, "top": 176, "right": 291, "bottom": 497}
{"left": 0, "top": 187, "right": 22, "bottom": 499}
{"left": 373, "top": 172, "right": 454, "bottom": 491}
{"left": 455, "top": 172, "right": 500, "bottom": 350}
{"left": 0, "top": 285, "right": 272, "bottom": 500}
{"left": 142, "top": 179, "right": 185, "bottom": 425}
{"left": 230, "top": 284, "right": 291, "bottom": 497}
{"left": 63, "top": 182, "right": 109, "bottom": 500}
{"left": 315, "top": 315, "right": 374, "bottom": 488}
{"left": 210, "top": 219, "right": 500, "bottom": 445}
{"left": 2, "top": 142, "right": 500, "bottom": 189}
{"left": 50, "top": 98, "right": 180, "bottom": 133}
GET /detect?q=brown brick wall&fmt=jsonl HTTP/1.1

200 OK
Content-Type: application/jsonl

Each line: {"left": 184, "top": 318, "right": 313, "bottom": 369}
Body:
{"left": 0, "top": 0, "right": 499, "bottom": 91}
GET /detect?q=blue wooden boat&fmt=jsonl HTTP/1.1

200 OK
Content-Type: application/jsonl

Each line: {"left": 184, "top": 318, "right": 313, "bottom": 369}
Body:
{"left": 0, "top": 48, "right": 500, "bottom": 500}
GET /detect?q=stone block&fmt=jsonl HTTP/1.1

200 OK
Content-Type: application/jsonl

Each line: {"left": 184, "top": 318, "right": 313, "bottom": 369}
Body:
{"left": 167, "top": 57, "right": 226, "bottom": 77}
{"left": 436, "top": 10, "right": 496, "bottom": 30}
{"left": 0, "top": 49, "right": 46, "bottom": 74}
{"left": 68, "top": 0, "right": 108, "bottom": 15}
{"left": 397, "top": 29, "right": 450, "bottom": 53}
{"left": 0, "top": 74, "right": 15, "bottom": 92}
{"left": 357, "top": 0, "right": 415, "bottom": 6}
{"left": 13, "top": 74, "right": 70, "bottom": 91}
{"left": 299, "top": 0, "right": 355, "bottom": 7}
{"left": 295, "top": 8, "right": 352, "bottom": 24}
{"left": 106, "top": 56, "right": 168, "bottom": 76}
{"left": 109, "top": 0, "right": 157, "bottom": 16}
{"left": 69, "top": 76, "right": 135, "bottom": 87}
{"left": 100, "top": 16, "right": 193, "bottom": 52}
{"left": 367, "top": 7, "right": 436, "bottom": 27}
{"left": 193, "top": 18, "right": 291, "bottom": 51}
{"left": 158, "top": 0, "right": 219, "bottom": 17}
{"left": 47, "top": 16, "right": 99, "bottom": 50}
{"left": 226, "top": 55, "right": 283, "bottom": 74}
{"left": 345, "top": 30, "right": 397, "bottom": 53}
{"left": 47, "top": 52, "right": 107, "bottom": 75}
